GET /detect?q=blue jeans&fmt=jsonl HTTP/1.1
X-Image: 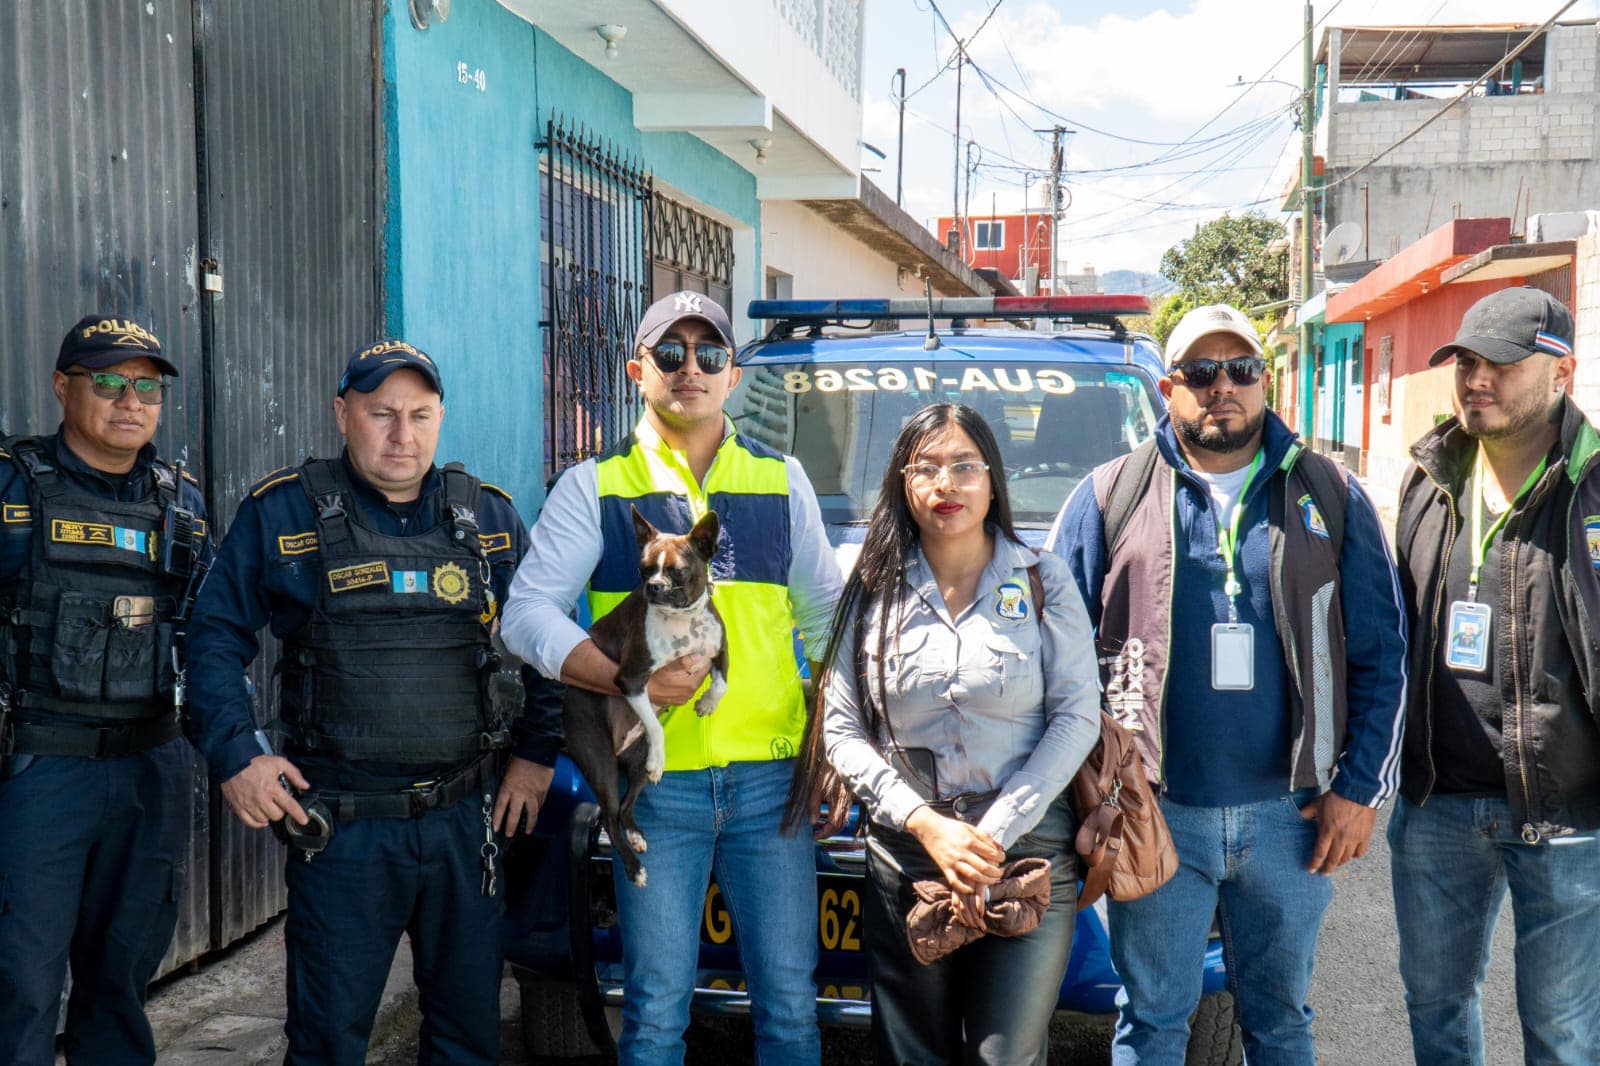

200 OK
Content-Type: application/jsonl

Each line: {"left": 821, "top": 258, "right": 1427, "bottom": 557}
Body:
{"left": 1109, "top": 790, "right": 1333, "bottom": 1066}
{"left": 1389, "top": 795, "right": 1600, "bottom": 1066}
{"left": 612, "top": 759, "right": 819, "bottom": 1066}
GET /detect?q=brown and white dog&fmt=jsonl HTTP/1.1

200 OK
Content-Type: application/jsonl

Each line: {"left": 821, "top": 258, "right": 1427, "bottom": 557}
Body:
{"left": 563, "top": 506, "right": 728, "bottom": 887}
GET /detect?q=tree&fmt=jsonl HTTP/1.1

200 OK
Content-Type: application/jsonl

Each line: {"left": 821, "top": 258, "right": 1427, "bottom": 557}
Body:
{"left": 1159, "top": 213, "right": 1288, "bottom": 311}
{"left": 1146, "top": 293, "right": 1194, "bottom": 350}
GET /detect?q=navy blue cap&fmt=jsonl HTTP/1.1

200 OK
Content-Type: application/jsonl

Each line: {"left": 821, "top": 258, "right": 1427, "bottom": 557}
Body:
{"left": 338, "top": 339, "right": 444, "bottom": 399}
{"left": 56, "top": 313, "right": 178, "bottom": 377}
{"left": 635, "top": 291, "right": 736, "bottom": 351}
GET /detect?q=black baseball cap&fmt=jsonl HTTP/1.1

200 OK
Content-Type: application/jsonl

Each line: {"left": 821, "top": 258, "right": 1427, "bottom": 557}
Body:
{"left": 635, "top": 291, "right": 736, "bottom": 352}
{"left": 56, "top": 314, "right": 179, "bottom": 377}
{"left": 1427, "top": 287, "right": 1575, "bottom": 367}
{"left": 337, "top": 339, "right": 444, "bottom": 399}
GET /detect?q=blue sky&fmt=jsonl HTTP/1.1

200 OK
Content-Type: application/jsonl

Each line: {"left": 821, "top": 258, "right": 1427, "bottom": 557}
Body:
{"left": 857, "top": 0, "right": 1600, "bottom": 277}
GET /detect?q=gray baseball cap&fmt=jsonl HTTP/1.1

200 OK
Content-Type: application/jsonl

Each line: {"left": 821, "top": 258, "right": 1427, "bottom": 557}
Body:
{"left": 1427, "top": 286, "right": 1575, "bottom": 366}
{"left": 635, "top": 291, "right": 736, "bottom": 351}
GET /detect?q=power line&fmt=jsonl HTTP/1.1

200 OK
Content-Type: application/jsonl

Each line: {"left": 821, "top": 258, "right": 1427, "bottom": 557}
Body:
{"left": 1321, "top": 0, "right": 1580, "bottom": 192}
{"left": 904, "top": 0, "right": 1006, "bottom": 101}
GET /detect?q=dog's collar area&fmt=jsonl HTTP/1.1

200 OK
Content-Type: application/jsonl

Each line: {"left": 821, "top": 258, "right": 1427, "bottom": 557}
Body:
{"left": 647, "top": 590, "right": 710, "bottom": 615}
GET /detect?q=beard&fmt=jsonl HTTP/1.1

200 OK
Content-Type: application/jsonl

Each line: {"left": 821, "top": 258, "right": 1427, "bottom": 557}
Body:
{"left": 1458, "top": 385, "right": 1557, "bottom": 441}
{"left": 1173, "top": 404, "right": 1267, "bottom": 455}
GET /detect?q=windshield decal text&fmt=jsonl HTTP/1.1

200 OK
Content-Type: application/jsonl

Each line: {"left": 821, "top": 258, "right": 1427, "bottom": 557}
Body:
{"left": 781, "top": 366, "right": 1075, "bottom": 396}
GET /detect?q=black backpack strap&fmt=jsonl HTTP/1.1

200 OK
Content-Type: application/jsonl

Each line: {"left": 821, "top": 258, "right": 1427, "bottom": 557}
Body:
{"left": 6, "top": 437, "right": 64, "bottom": 501}
{"left": 149, "top": 458, "right": 179, "bottom": 510}
{"left": 1101, "top": 438, "right": 1160, "bottom": 552}
{"left": 1290, "top": 449, "right": 1348, "bottom": 553}
{"left": 298, "top": 459, "right": 351, "bottom": 549}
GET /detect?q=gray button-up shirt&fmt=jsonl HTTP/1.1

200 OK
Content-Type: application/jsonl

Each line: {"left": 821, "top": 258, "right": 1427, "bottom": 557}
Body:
{"left": 822, "top": 537, "right": 1102, "bottom": 849}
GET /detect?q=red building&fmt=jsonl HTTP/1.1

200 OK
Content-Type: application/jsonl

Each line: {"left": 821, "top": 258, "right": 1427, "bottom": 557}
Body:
{"left": 933, "top": 211, "right": 1054, "bottom": 293}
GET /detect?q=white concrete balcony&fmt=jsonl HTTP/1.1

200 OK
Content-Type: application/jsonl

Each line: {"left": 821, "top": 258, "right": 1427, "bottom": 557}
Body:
{"left": 499, "top": 0, "right": 864, "bottom": 199}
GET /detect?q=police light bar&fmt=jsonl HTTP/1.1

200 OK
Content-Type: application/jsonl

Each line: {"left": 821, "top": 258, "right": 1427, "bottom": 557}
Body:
{"left": 747, "top": 294, "right": 1151, "bottom": 320}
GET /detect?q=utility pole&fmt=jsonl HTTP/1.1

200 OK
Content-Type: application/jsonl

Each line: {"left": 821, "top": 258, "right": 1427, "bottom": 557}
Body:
{"left": 894, "top": 67, "right": 907, "bottom": 206}
{"left": 1299, "top": 0, "right": 1316, "bottom": 441}
{"left": 1039, "top": 125, "right": 1069, "bottom": 294}
{"left": 951, "top": 49, "right": 964, "bottom": 256}
{"left": 963, "top": 139, "right": 979, "bottom": 258}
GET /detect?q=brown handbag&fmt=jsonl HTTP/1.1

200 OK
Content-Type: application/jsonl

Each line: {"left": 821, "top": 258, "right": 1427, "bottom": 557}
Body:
{"left": 1022, "top": 566, "right": 1177, "bottom": 912}
{"left": 1069, "top": 713, "right": 1178, "bottom": 910}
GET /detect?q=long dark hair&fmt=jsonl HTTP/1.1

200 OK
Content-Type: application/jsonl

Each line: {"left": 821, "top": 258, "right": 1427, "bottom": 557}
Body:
{"left": 782, "top": 403, "right": 1023, "bottom": 831}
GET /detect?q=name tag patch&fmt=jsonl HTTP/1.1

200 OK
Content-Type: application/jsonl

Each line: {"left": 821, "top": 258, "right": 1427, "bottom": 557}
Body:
{"left": 277, "top": 531, "right": 319, "bottom": 555}
{"left": 51, "top": 519, "right": 153, "bottom": 556}
{"left": 328, "top": 560, "right": 390, "bottom": 594}
{"left": 392, "top": 569, "right": 429, "bottom": 594}
{"left": 2, "top": 504, "right": 29, "bottom": 524}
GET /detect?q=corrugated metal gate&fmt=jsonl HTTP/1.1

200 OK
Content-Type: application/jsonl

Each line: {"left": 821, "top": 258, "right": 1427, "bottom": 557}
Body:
{"left": 0, "top": 0, "right": 382, "bottom": 973}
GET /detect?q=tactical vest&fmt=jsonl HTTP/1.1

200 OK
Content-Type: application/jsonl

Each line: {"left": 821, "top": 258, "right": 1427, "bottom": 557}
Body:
{"left": 0, "top": 436, "right": 193, "bottom": 731}
{"left": 277, "top": 459, "right": 507, "bottom": 767}
{"left": 588, "top": 423, "right": 805, "bottom": 772}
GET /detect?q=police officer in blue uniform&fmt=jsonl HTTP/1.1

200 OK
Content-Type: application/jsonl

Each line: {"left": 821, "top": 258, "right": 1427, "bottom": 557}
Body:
{"left": 0, "top": 314, "right": 210, "bottom": 1065}
{"left": 184, "top": 341, "right": 561, "bottom": 1065}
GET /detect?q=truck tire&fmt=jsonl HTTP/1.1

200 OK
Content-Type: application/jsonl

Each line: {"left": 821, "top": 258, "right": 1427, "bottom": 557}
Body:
{"left": 1185, "top": 990, "right": 1244, "bottom": 1066}
{"left": 515, "top": 967, "right": 612, "bottom": 1059}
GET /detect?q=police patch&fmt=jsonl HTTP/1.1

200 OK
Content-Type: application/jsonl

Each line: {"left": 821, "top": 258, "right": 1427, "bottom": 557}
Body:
{"left": 327, "top": 560, "right": 390, "bottom": 594}
{"left": 1299, "top": 494, "right": 1329, "bottom": 538}
{"left": 478, "top": 531, "right": 511, "bottom": 554}
{"left": 277, "top": 532, "right": 318, "bottom": 555}
{"left": 52, "top": 519, "right": 115, "bottom": 546}
{"left": 2, "top": 504, "right": 29, "bottom": 524}
{"left": 1586, "top": 515, "right": 1600, "bottom": 571}
{"left": 393, "top": 570, "right": 429, "bottom": 594}
{"left": 433, "top": 562, "right": 470, "bottom": 604}
{"left": 994, "top": 580, "right": 1028, "bottom": 621}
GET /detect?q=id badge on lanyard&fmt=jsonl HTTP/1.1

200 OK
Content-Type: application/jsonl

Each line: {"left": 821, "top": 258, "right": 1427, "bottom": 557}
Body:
{"left": 1210, "top": 452, "right": 1262, "bottom": 691}
{"left": 1448, "top": 449, "right": 1546, "bottom": 674}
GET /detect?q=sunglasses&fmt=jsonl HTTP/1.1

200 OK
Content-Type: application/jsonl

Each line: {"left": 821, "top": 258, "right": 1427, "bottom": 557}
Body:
{"left": 648, "top": 339, "right": 733, "bottom": 376}
{"left": 66, "top": 370, "right": 168, "bottom": 405}
{"left": 1170, "top": 356, "right": 1265, "bottom": 389}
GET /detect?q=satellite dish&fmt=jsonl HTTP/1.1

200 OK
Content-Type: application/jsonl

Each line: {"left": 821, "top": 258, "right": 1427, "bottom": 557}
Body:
{"left": 1324, "top": 222, "right": 1364, "bottom": 265}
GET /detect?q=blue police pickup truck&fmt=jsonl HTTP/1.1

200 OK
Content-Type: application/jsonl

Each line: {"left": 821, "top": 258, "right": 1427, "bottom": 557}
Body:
{"left": 503, "top": 294, "right": 1241, "bottom": 1064}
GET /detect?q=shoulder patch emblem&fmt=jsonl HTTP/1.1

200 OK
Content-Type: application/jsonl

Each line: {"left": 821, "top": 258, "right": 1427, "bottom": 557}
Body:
{"left": 1585, "top": 515, "right": 1600, "bottom": 572}
{"left": 327, "top": 560, "right": 389, "bottom": 594}
{"left": 478, "top": 531, "right": 511, "bottom": 554}
{"left": 994, "top": 580, "right": 1028, "bottom": 621}
{"left": 433, "top": 562, "right": 470, "bottom": 604}
{"left": 2, "top": 504, "right": 29, "bottom": 524}
{"left": 251, "top": 468, "right": 301, "bottom": 497}
{"left": 1299, "top": 493, "right": 1329, "bottom": 538}
{"left": 481, "top": 482, "right": 513, "bottom": 502}
{"left": 277, "top": 531, "right": 318, "bottom": 555}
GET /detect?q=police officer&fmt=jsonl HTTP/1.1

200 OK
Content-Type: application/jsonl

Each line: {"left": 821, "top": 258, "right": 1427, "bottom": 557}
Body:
{"left": 184, "top": 341, "right": 561, "bottom": 1065}
{"left": 0, "top": 314, "right": 209, "bottom": 1065}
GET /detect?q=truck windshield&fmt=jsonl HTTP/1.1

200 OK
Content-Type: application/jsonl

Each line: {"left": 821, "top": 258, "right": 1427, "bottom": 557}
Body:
{"left": 728, "top": 361, "right": 1162, "bottom": 528}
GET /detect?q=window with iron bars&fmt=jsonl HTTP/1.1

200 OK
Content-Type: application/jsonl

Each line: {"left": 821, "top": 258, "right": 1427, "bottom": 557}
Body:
{"left": 539, "top": 119, "right": 653, "bottom": 481}
{"left": 651, "top": 192, "right": 734, "bottom": 314}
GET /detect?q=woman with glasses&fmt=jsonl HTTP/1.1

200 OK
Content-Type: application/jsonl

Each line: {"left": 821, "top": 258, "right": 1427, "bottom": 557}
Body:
{"left": 786, "top": 403, "right": 1102, "bottom": 1064}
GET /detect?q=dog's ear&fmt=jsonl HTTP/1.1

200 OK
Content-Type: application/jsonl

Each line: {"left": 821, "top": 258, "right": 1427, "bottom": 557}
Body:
{"left": 688, "top": 510, "right": 720, "bottom": 562}
{"left": 631, "top": 505, "right": 658, "bottom": 551}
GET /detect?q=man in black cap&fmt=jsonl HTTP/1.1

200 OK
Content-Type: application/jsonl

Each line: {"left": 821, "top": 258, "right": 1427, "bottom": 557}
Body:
{"left": 0, "top": 314, "right": 209, "bottom": 1064}
{"left": 1391, "top": 286, "right": 1600, "bottom": 1064}
{"left": 184, "top": 339, "right": 562, "bottom": 1064}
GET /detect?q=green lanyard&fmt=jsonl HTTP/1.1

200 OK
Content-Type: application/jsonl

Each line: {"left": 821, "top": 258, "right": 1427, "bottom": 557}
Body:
{"left": 1214, "top": 450, "right": 1263, "bottom": 623}
{"left": 1467, "top": 447, "right": 1547, "bottom": 601}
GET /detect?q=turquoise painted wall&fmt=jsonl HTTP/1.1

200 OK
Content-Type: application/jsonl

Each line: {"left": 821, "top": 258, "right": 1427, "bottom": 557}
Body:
{"left": 384, "top": 0, "right": 760, "bottom": 509}
{"left": 1326, "top": 321, "right": 1365, "bottom": 449}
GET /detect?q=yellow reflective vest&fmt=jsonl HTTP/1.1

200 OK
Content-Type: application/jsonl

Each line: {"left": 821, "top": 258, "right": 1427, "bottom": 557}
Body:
{"left": 588, "top": 420, "right": 804, "bottom": 771}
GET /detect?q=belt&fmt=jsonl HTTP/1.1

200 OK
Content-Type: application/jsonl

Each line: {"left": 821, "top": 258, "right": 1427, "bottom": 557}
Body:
{"left": 3, "top": 714, "right": 182, "bottom": 759}
{"left": 315, "top": 752, "right": 498, "bottom": 823}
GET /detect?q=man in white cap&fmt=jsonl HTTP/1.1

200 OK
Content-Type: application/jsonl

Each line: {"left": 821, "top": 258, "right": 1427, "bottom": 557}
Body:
{"left": 501, "top": 291, "right": 843, "bottom": 1065}
{"left": 1046, "top": 303, "right": 1406, "bottom": 1064}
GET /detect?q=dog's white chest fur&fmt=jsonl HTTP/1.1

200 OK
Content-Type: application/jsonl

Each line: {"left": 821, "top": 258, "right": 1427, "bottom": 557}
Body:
{"left": 644, "top": 596, "right": 723, "bottom": 668}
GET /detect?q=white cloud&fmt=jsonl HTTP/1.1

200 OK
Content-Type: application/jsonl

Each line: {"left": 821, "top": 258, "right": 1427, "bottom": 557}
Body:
{"left": 862, "top": 0, "right": 1600, "bottom": 275}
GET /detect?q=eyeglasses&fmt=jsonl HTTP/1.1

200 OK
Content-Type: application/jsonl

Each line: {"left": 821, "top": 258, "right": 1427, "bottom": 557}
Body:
{"left": 648, "top": 339, "right": 734, "bottom": 376}
{"left": 902, "top": 461, "right": 990, "bottom": 487}
{"left": 65, "top": 370, "right": 168, "bottom": 405}
{"left": 1170, "top": 356, "right": 1265, "bottom": 390}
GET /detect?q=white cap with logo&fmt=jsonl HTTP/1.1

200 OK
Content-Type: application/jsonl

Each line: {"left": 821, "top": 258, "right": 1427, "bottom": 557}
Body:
{"left": 1164, "top": 303, "right": 1264, "bottom": 366}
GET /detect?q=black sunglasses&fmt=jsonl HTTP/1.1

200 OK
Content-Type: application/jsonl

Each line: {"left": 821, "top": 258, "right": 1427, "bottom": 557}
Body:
{"left": 65, "top": 370, "right": 169, "bottom": 405}
{"left": 648, "top": 339, "right": 733, "bottom": 375}
{"left": 1171, "top": 356, "right": 1266, "bottom": 389}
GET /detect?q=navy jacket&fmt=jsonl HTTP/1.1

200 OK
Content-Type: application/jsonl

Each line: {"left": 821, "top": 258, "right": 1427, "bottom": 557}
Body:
{"left": 1047, "top": 412, "right": 1408, "bottom": 807}
{"left": 185, "top": 452, "right": 562, "bottom": 784}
